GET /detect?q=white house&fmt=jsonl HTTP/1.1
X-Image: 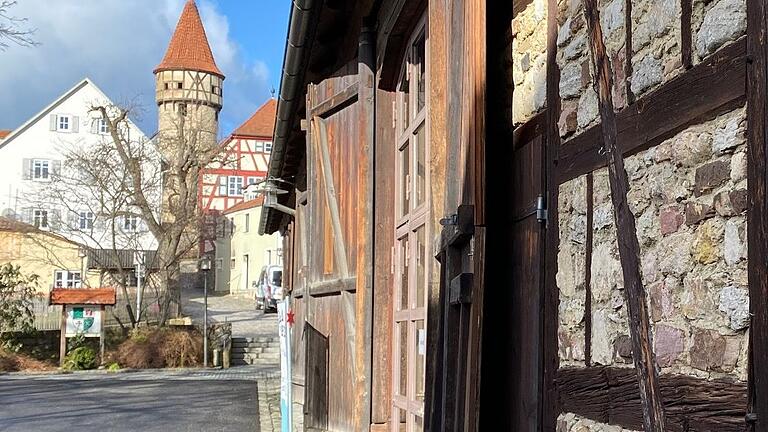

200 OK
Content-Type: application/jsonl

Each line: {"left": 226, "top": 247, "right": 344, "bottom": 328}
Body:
{"left": 0, "top": 78, "right": 158, "bottom": 254}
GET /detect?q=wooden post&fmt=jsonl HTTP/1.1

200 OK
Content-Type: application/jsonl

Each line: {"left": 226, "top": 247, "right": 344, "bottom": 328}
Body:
{"left": 581, "top": 0, "right": 666, "bottom": 430}
{"left": 59, "top": 306, "right": 67, "bottom": 367}
{"left": 100, "top": 305, "right": 106, "bottom": 365}
{"left": 746, "top": 0, "right": 768, "bottom": 427}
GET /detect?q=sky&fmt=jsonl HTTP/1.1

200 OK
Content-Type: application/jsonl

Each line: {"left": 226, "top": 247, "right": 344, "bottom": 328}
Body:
{"left": 0, "top": 0, "right": 290, "bottom": 138}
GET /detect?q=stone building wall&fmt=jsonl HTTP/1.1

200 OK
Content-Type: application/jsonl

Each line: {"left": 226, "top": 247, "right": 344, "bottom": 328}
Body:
{"left": 512, "top": 0, "right": 548, "bottom": 125}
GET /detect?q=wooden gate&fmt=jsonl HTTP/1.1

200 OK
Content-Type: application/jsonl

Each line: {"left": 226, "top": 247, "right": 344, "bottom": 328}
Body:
{"left": 509, "top": 119, "right": 547, "bottom": 431}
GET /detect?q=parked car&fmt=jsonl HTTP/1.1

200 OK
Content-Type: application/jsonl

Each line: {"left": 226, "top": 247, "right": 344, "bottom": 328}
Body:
{"left": 255, "top": 265, "right": 283, "bottom": 313}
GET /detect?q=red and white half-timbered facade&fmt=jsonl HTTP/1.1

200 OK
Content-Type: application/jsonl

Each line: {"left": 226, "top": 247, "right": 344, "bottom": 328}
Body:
{"left": 199, "top": 99, "right": 275, "bottom": 254}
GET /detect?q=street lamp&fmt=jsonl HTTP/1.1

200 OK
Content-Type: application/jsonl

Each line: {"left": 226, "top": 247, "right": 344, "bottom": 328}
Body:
{"left": 199, "top": 256, "right": 212, "bottom": 368}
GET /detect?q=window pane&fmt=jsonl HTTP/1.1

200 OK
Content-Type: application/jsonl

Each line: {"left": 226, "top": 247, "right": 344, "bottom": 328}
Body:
{"left": 393, "top": 407, "right": 406, "bottom": 432}
{"left": 399, "top": 144, "right": 410, "bottom": 217}
{"left": 415, "top": 319, "right": 425, "bottom": 402}
{"left": 399, "top": 236, "right": 409, "bottom": 311}
{"left": 415, "top": 125, "right": 426, "bottom": 207}
{"left": 398, "top": 321, "right": 408, "bottom": 396}
{"left": 414, "top": 32, "right": 426, "bottom": 113}
{"left": 415, "top": 416, "right": 424, "bottom": 432}
{"left": 398, "top": 68, "right": 410, "bottom": 132}
{"left": 416, "top": 226, "right": 425, "bottom": 309}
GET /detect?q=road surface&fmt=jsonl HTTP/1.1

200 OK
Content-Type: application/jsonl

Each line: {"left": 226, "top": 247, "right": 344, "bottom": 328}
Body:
{"left": 0, "top": 368, "right": 270, "bottom": 432}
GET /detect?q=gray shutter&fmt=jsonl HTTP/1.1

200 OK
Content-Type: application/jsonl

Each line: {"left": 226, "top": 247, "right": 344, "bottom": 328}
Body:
{"left": 72, "top": 116, "right": 79, "bottom": 133}
{"left": 49, "top": 115, "right": 57, "bottom": 131}
{"left": 22, "top": 208, "right": 32, "bottom": 224}
{"left": 22, "top": 159, "right": 32, "bottom": 180}
{"left": 50, "top": 209, "right": 61, "bottom": 230}
{"left": 219, "top": 176, "right": 227, "bottom": 195}
{"left": 90, "top": 118, "right": 98, "bottom": 134}
{"left": 69, "top": 211, "right": 78, "bottom": 230}
{"left": 51, "top": 160, "right": 61, "bottom": 178}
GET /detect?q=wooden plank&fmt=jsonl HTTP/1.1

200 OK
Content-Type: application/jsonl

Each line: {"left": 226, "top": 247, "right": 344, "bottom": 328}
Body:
{"left": 583, "top": 0, "right": 665, "bottom": 429}
{"left": 308, "top": 277, "right": 357, "bottom": 296}
{"left": 681, "top": 0, "right": 692, "bottom": 69}
{"left": 371, "top": 85, "right": 395, "bottom": 424}
{"left": 357, "top": 24, "right": 375, "bottom": 432}
{"left": 463, "top": 227, "right": 485, "bottom": 432}
{"left": 512, "top": 110, "right": 546, "bottom": 148}
{"left": 311, "top": 81, "right": 359, "bottom": 118}
{"left": 313, "top": 116, "right": 350, "bottom": 278}
{"left": 50, "top": 288, "right": 117, "bottom": 305}
{"left": 746, "top": 0, "right": 768, "bottom": 427}
{"left": 558, "top": 38, "right": 747, "bottom": 184}
{"left": 584, "top": 173, "right": 594, "bottom": 366}
{"left": 543, "top": 0, "right": 562, "bottom": 428}
{"left": 556, "top": 366, "right": 748, "bottom": 431}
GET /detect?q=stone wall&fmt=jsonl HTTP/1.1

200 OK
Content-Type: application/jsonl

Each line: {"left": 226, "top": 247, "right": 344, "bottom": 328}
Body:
{"left": 557, "top": 413, "right": 640, "bottom": 432}
{"left": 554, "top": 0, "right": 746, "bottom": 140}
{"left": 512, "top": 0, "right": 548, "bottom": 125}
{"left": 557, "top": 105, "right": 749, "bottom": 375}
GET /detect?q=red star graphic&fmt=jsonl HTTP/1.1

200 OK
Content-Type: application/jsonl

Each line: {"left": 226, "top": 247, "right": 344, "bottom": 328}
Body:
{"left": 286, "top": 310, "right": 295, "bottom": 326}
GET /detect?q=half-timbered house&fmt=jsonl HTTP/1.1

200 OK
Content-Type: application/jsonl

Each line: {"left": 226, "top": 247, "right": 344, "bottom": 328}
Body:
{"left": 259, "top": 0, "right": 768, "bottom": 430}
{"left": 198, "top": 99, "right": 275, "bottom": 255}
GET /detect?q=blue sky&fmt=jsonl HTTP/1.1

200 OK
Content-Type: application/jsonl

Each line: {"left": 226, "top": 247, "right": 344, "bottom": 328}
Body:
{"left": 0, "top": 0, "right": 290, "bottom": 138}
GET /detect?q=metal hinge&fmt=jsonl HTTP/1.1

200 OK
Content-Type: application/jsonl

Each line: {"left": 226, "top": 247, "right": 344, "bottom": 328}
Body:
{"left": 536, "top": 194, "right": 548, "bottom": 224}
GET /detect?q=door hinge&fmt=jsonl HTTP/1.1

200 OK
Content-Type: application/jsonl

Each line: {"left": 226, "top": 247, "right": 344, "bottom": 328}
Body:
{"left": 536, "top": 194, "right": 548, "bottom": 224}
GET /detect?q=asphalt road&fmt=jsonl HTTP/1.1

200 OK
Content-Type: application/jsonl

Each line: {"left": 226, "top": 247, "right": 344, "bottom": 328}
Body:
{"left": 0, "top": 372, "right": 260, "bottom": 432}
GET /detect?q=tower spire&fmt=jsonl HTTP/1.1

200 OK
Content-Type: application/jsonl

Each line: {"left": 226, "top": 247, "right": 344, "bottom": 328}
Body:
{"left": 154, "top": 0, "right": 224, "bottom": 78}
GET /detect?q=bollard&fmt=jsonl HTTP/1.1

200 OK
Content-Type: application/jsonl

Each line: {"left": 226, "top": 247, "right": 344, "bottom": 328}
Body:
{"left": 213, "top": 348, "right": 220, "bottom": 367}
{"left": 223, "top": 343, "right": 231, "bottom": 369}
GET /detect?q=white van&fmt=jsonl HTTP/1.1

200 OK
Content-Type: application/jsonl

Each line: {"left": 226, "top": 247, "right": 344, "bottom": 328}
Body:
{"left": 255, "top": 265, "right": 283, "bottom": 313}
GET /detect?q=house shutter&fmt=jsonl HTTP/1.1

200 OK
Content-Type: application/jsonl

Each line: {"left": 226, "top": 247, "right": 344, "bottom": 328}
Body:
{"left": 90, "top": 118, "right": 98, "bottom": 134}
{"left": 219, "top": 176, "right": 227, "bottom": 195}
{"left": 72, "top": 116, "right": 79, "bottom": 133}
{"left": 49, "top": 115, "right": 57, "bottom": 131}
{"left": 22, "top": 159, "right": 32, "bottom": 180}
{"left": 50, "top": 209, "right": 62, "bottom": 230}
{"left": 22, "top": 208, "right": 32, "bottom": 224}
{"left": 51, "top": 160, "right": 61, "bottom": 178}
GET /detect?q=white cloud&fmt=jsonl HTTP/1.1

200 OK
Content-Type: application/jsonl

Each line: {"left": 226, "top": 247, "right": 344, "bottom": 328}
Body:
{"left": 0, "top": 0, "right": 271, "bottom": 138}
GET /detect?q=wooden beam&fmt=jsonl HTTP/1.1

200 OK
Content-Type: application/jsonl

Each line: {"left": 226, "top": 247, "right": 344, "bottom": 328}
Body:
{"left": 543, "top": 0, "right": 562, "bottom": 428}
{"left": 558, "top": 38, "right": 746, "bottom": 184}
{"left": 556, "top": 366, "right": 748, "bottom": 431}
{"left": 624, "top": 0, "right": 635, "bottom": 104}
{"left": 746, "top": 0, "right": 768, "bottom": 427}
{"left": 310, "top": 81, "right": 359, "bottom": 118}
{"left": 582, "top": 1, "right": 666, "bottom": 430}
{"left": 681, "top": 0, "right": 692, "bottom": 69}
{"left": 584, "top": 173, "right": 594, "bottom": 366}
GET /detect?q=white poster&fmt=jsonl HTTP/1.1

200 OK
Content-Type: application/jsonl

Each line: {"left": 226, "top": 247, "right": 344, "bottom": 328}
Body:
{"left": 65, "top": 305, "right": 102, "bottom": 337}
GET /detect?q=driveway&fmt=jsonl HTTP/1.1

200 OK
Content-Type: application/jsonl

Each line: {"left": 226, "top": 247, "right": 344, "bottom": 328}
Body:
{"left": 0, "top": 368, "right": 272, "bottom": 432}
{"left": 183, "top": 288, "right": 278, "bottom": 340}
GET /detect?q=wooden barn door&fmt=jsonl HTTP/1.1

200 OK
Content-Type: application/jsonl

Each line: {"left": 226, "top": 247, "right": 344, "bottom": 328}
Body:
{"left": 300, "top": 63, "right": 372, "bottom": 431}
{"left": 509, "top": 125, "right": 547, "bottom": 431}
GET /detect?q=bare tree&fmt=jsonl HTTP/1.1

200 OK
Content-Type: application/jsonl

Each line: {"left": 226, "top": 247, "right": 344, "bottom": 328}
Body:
{"left": 89, "top": 103, "right": 226, "bottom": 326}
{"left": 0, "top": 1, "right": 38, "bottom": 50}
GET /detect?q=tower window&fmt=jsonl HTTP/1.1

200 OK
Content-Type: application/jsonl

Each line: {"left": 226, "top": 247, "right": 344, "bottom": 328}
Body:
{"left": 212, "top": 85, "right": 220, "bottom": 95}
{"left": 177, "top": 82, "right": 183, "bottom": 89}
{"left": 178, "top": 103, "right": 187, "bottom": 116}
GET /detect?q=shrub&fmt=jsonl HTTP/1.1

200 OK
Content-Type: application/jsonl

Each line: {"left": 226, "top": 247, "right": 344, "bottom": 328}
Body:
{"left": 0, "top": 264, "right": 38, "bottom": 342}
{"left": 63, "top": 346, "right": 98, "bottom": 370}
{"left": 114, "top": 327, "right": 202, "bottom": 369}
{"left": 106, "top": 362, "right": 121, "bottom": 372}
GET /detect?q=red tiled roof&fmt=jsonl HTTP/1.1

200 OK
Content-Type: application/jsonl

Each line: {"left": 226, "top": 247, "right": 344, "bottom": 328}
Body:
{"left": 232, "top": 99, "right": 276, "bottom": 138}
{"left": 50, "top": 287, "right": 117, "bottom": 305}
{"left": 154, "top": 0, "right": 224, "bottom": 78}
{"left": 224, "top": 196, "right": 264, "bottom": 215}
{"left": 0, "top": 130, "right": 11, "bottom": 139}
{"left": 0, "top": 216, "right": 37, "bottom": 232}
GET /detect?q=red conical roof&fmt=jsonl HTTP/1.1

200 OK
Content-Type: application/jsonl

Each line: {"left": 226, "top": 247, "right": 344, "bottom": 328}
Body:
{"left": 154, "top": 0, "right": 224, "bottom": 78}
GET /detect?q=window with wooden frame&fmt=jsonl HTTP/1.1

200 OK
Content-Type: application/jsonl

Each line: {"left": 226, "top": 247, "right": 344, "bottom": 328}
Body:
{"left": 392, "top": 16, "right": 428, "bottom": 432}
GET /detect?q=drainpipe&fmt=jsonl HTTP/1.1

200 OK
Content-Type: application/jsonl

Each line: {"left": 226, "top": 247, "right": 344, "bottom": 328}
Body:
{"left": 259, "top": 0, "right": 320, "bottom": 236}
